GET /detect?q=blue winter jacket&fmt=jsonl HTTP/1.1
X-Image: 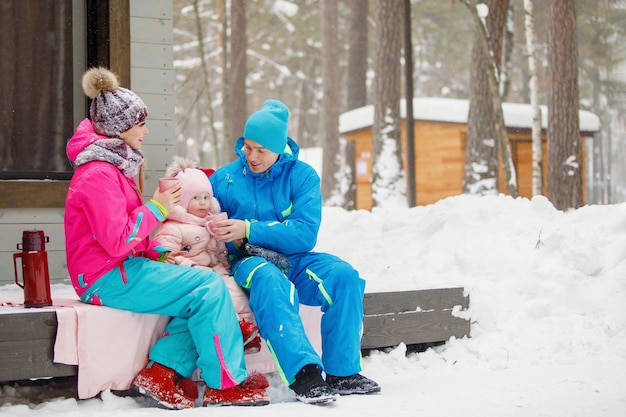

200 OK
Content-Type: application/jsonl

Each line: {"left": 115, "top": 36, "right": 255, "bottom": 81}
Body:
{"left": 210, "top": 136, "right": 321, "bottom": 257}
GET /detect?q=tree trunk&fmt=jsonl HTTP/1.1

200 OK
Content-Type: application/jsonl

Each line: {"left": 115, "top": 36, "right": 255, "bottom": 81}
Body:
{"left": 547, "top": 0, "right": 582, "bottom": 209}
{"left": 464, "top": 0, "right": 505, "bottom": 196}
{"left": 345, "top": 0, "right": 369, "bottom": 210}
{"left": 320, "top": 0, "right": 342, "bottom": 205}
{"left": 372, "top": 0, "right": 406, "bottom": 208}
{"left": 463, "top": 0, "right": 518, "bottom": 197}
{"left": 193, "top": 0, "right": 219, "bottom": 168}
{"left": 347, "top": 0, "right": 368, "bottom": 110}
{"left": 218, "top": 0, "right": 230, "bottom": 165}
{"left": 230, "top": 0, "right": 247, "bottom": 151}
{"left": 524, "top": 0, "right": 543, "bottom": 196}
{"left": 404, "top": 0, "right": 416, "bottom": 207}
{"left": 464, "top": 26, "right": 499, "bottom": 195}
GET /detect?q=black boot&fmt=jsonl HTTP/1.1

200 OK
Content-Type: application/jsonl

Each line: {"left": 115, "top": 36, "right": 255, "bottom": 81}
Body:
{"left": 289, "top": 364, "right": 338, "bottom": 405}
{"left": 326, "top": 373, "right": 381, "bottom": 395}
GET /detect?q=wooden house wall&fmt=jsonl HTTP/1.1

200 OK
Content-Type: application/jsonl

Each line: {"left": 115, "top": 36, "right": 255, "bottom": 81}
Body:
{"left": 413, "top": 121, "right": 466, "bottom": 206}
{"left": 352, "top": 120, "right": 468, "bottom": 210}
{"left": 129, "top": 0, "right": 176, "bottom": 194}
{"left": 0, "top": 0, "right": 175, "bottom": 287}
{"left": 506, "top": 135, "right": 588, "bottom": 204}
{"left": 507, "top": 134, "right": 546, "bottom": 200}
{"left": 347, "top": 121, "right": 590, "bottom": 210}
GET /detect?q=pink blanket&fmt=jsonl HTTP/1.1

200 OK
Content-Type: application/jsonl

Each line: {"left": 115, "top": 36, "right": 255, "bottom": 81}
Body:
{"left": 52, "top": 297, "right": 169, "bottom": 399}
{"left": 50, "top": 297, "right": 322, "bottom": 399}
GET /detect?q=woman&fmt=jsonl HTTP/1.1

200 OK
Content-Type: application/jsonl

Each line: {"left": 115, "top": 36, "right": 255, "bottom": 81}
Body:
{"left": 64, "top": 67, "right": 268, "bottom": 409}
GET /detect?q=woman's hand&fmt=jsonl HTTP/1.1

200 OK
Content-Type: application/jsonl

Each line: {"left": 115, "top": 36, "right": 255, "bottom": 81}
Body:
{"left": 163, "top": 250, "right": 189, "bottom": 264}
{"left": 151, "top": 183, "right": 182, "bottom": 212}
{"left": 162, "top": 252, "right": 178, "bottom": 264}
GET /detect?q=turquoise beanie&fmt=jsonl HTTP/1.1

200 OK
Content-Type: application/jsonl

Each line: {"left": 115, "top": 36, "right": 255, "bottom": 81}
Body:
{"left": 243, "top": 99, "right": 289, "bottom": 154}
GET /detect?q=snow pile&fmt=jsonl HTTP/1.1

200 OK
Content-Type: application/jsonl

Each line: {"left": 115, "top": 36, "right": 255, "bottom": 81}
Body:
{"left": 1, "top": 194, "right": 625, "bottom": 416}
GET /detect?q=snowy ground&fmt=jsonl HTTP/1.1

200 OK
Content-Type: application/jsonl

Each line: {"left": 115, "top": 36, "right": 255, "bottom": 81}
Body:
{"left": 1, "top": 194, "right": 625, "bottom": 416}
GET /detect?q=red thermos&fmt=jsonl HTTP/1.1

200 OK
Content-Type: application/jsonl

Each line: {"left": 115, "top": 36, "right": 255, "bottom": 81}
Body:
{"left": 13, "top": 230, "right": 52, "bottom": 308}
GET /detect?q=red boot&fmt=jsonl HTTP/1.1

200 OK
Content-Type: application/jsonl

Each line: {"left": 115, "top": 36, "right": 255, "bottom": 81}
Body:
{"left": 132, "top": 361, "right": 198, "bottom": 410}
{"left": 239, "top": 319, "right": 259, "bottom": 345}
{"left": 244, "top": 335, "right": 262, "bottom": 354}
{"left": 203, "top": 372, "right": 270, "bottom": 406}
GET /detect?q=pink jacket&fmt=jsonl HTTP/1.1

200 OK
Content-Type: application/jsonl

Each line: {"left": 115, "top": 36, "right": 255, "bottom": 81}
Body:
{"left": 64, "top": 119, "right": 165, "bottom": 296}
{"left": 153, "top": 206, "right": 230, "bottom": 276}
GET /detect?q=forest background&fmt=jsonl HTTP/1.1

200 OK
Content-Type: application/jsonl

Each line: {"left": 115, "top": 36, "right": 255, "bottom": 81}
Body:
{"left": 171, "top": 0, "right": 626, "bottom": 210}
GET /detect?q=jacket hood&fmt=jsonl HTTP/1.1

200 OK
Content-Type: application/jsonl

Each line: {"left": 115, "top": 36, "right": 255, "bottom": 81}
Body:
{"left": 234, "top": 135, "right": 300, "bottom": 173}
{"left": 66, "top": 118, "right": 108, "bottom": 164}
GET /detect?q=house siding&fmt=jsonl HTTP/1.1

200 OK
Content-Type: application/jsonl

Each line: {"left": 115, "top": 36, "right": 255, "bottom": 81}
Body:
{"left": 0, "top": 0, "right": 175, "bottom": 287}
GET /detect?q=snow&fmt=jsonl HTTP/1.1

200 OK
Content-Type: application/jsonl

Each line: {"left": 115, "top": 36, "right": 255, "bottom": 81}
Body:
{"left": 476, "top": 3, "right": 490, "bottom": 19}
{"left": 339, "top": 98, "right": 601, "bottom": 134}
{"left": 1, "top": 194, "right": 625, "bottom": 416}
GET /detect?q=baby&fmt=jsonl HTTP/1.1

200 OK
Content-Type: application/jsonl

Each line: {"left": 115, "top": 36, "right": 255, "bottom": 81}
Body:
{"left": 154, "top": 157, "right": 260, "bottom": 353}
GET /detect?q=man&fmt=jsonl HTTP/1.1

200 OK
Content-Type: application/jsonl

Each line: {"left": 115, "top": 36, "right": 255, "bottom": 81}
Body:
{"left": 209, "top": 99, "right": 380, "bottom": 405}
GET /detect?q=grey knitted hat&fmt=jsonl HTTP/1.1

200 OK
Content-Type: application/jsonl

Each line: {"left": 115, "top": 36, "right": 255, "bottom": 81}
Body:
{"left": 81, "top": 67, "right": 148, "bottom": 137}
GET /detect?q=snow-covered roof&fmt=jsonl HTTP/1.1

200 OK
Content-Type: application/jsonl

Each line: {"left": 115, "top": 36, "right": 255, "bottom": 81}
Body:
{"left": 339, "top": 97, "right": 600, "bottom": 134}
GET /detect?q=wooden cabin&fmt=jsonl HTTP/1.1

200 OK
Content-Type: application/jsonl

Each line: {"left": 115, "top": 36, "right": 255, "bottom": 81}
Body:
{"left": 0, "top": 0, "right": 176, "bottom": 286}
{"left": 340, "top": 98, "right": 601, "bottom": 210}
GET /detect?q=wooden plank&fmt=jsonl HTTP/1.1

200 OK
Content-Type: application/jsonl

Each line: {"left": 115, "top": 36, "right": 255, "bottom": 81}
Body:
{"left": 0, "top": 312, "right": 76, "bottom": 382}
{"left": 361, "top": 288, "right": 470, "bottom": 350}
{"left": 0, "top": 224, "right": 65, "bottom": 251}
{"left": 130, "top": 68, "right": 174, "bottom": 95}
{"left": 0, "top": 311, "right": 57, "bottom": 341}
{"left": 0, "top": 181, "right": 69, "bottom": 209}
{"left": 0, "top": 250, "right": 68, "bottom": 286}
{"left": 0, "top": 220, "right": 68, "bottom": 285}
{"left": 132, "top": 42, "right": 173, "bottom": 70}
{"left": 141, "top": 120, "right": 176, "bottom": 146}
{"left": 0, "top": 208, "right": 65, "bottom": 225}
{"left": 134, "top": 92, "right": 175, "bottom": 119}
{"left": 131, "top": 0, "right": 172, "bottom": 20}
{"left": 130, "top": 17, "right": 172, "bottom": 45}
{"left": 361, "top": 310, "right": 470, "bottom": 350}
{"left": 0, "top": 339, "right": 76, "bottom": 382}
{"left": 363, "top": 287, "right": 468, "bottom": 315}
{"left": 142, "top": 144, "right": 178, "bottom": 170}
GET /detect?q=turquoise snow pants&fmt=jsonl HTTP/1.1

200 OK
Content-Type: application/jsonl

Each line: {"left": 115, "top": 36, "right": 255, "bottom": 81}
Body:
{"left": 231, "top": 251, "right": 366, "bottom": 385}
{"left": 79, "top": 257, "right": 247, "bottom": 389}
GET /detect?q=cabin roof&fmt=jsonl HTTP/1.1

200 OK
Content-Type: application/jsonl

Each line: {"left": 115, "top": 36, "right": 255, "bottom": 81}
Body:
{"left": 339, "top": 97, "right": 601, "bottom": 135}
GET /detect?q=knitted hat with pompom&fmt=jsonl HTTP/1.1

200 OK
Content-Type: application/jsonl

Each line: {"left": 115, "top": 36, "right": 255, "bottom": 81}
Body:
{"left": 165, "top": 157, "right": 221, "bottom": 213}
{"left": 82, "top": 67, "right": 148, "bottom": 137}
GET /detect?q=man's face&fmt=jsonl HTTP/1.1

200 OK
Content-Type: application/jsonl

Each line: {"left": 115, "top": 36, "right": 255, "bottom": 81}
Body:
{"left": 243, "top": 139, "right": 279, "bottom": 173}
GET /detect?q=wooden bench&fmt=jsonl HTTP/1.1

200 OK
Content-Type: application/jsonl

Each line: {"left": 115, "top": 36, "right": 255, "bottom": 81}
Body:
{"left": 362, "top": 287, "right": 470, "bottom": 350}
{"left": 0, "top": 287, "right": 469, "bottom": 383}
{"left": 0, "top": 311, "right": 76, "bottom": 382}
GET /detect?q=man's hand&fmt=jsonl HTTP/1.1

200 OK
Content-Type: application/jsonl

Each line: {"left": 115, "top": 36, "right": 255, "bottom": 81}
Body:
{"left": 212, "top": 219, "right": 247, "bottom": 242}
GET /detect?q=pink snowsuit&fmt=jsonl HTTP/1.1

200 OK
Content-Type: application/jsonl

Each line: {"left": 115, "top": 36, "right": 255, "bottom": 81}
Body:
{"left": 153, "top": 205, "right": 255, "bottom": 323}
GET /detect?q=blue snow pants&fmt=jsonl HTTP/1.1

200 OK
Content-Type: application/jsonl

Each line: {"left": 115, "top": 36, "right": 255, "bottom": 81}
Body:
{"left": 79, "top": 257, "right": 247, "bottom": 389}
{"left": 231, "top": 251, "right": 366, "bottom": 386}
